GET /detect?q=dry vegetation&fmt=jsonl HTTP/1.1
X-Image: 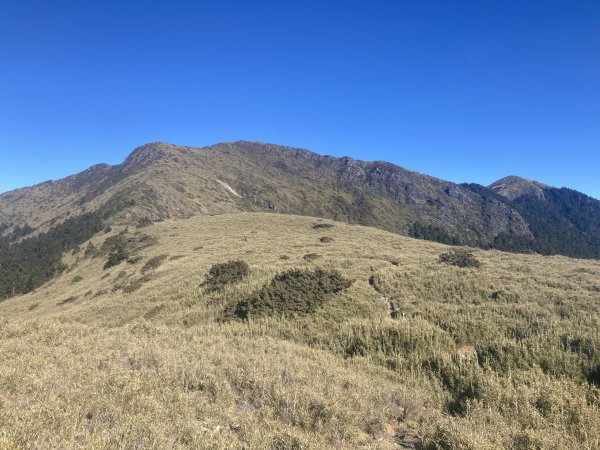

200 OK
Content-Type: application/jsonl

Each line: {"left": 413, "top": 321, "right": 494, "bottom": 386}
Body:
{"left": 1, "top": 213, "right": 600, "bottom": 449}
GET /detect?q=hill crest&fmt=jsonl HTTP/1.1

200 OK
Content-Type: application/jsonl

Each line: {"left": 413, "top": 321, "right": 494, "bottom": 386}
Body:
{"left": 490, "top": 175, "right": 550, "bottom": 200}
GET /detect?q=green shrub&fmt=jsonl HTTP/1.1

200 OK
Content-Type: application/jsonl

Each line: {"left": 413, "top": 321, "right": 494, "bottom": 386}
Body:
{"left": 202, "top": 260, "right": 249, "bottom": 292}
{"left": 136, "top": 217, "right": 153, "bottom": 228}
{"left": 71, "top": 275, "right": 83, "bottom": 283}
{"left": 409, "top": 222, "right": 462, "bottom": 245}
{"left": 438, "top": 249, "right": 481, "bottom": 268}
{"left": 319, "top": 236, "right": 334, "bottom": 243}
{"left": 368, "top": 274, "right": 383, "bottom": 293}
{"left": 588, "top": 364, "right": 600, "bottom": 387}
{"left": 84, "top": 242, "right": 98, "bottom": 257}
{"left": 312, "top": 223, "right": 334, "bottom": 229}
{"left": 225, "top": 269, "right": 352, "bottom": 320}
{"left": 104, "top": 246, "right": 129, "bottom": 269}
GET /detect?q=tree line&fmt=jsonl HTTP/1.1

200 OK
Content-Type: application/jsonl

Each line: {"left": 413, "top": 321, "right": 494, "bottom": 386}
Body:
{"left": 0, "top": 212, "right": 104, "bottom": 299}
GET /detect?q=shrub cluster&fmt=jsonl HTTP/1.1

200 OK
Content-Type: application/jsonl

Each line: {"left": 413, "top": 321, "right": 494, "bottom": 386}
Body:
{"left": 225, "top": 269, "right": 352, "bottom": 320}
{"left": 312, "top": 223, "right": 334, "bottom": 229}
{"left": 104, "top": 246, "right": 129, "bottom": 269}
{"left": 136, "top": 217, "right": 153, "bottom": 228}
{"left": 438, "top": 249, "right": 481, "bottom": 268}
{"left": 202, "top": 260, "right": 249, "bottom": 292}
{"left": 319, "top": 236, "right": 334, "bottom": 243}
{"left": 409, "top": 222, "right": 462, "bottom": 245}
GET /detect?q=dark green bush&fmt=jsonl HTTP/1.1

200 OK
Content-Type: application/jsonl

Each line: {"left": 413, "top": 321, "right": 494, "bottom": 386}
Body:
{"left": 312, "top": 223, "right": 334, "bottom": 229}
{"left": 438, "top": 249, "right": 481, "bottom": 268}
{"left": 84, "top": 242, "right": 98, "bottom": 257}
{"left": 225, "top": 269, "right": 352, "bottom": 320}
{"left": 409, "top": 222, "right": 462, "bottom": 245}
{"left": 104, "top": 246, "right": 129, "bottom": 269}
{"left": 202, "top": 260, "right": 249, "bottom": 292}
{"left": 319, "top": 236, "right": 334, "bottom": 243}
{"left": 588, "top": 364, "right": 600, "bottom": 388}
{"left": 72, "top": 275, "right": 83, "bottom": 283}
{"left": 136, "top": 217, "right": 153, "bottom": 228}
{"left": 368, "top": 274, "right": 383, "bottom": 293}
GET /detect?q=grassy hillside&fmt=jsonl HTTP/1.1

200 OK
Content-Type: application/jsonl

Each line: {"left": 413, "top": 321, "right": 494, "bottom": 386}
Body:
{"left": 1, "top": 213, "right": 599, "bottom": 448}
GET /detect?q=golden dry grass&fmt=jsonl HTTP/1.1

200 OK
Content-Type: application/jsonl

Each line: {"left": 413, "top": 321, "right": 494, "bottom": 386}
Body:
{"left": 1, "top": 213, "right": 599, "bottom": 449}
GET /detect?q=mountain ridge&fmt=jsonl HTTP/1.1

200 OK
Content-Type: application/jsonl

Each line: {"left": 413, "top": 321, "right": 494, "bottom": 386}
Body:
{"left": 3, "top": 140, "right": 600, "bottom": 260}
{"left": 0, "top": 141, "right": 532, "bottom": 248}
{"left": 2, "top": 140, "right": 600, "bottom": 301}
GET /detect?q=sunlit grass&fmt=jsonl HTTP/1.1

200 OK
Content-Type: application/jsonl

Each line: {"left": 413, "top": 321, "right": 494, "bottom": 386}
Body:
{"left": 1, "top": 213, "right": 599, "bottom": 448}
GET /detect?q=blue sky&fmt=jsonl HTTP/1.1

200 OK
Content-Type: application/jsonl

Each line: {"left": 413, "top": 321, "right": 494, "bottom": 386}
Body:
{"left": 1, "top": 1, "right": 599, "bottom": 198}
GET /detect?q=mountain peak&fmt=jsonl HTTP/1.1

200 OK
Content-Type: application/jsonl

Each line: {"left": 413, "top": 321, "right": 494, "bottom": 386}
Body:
{"left": 489, "top": 175, "right": 549, "bottom": 200}
{"left": 123, "top": 142, "right": 186, "bottom": 169}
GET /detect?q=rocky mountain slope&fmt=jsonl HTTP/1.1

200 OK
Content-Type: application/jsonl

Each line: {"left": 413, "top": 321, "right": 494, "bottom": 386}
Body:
{"left": 0, "top": 141, "right": 531, "bottom": 247}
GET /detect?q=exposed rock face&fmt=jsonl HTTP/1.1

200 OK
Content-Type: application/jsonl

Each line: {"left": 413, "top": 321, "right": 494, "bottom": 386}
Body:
{"left": 0, "top": 141, "right": 533, "bottom": 246}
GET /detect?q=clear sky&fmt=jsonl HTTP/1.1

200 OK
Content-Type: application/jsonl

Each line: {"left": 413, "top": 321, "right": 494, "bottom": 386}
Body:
{"left": 1, "top": 1, "right": 599, "bottom": 198}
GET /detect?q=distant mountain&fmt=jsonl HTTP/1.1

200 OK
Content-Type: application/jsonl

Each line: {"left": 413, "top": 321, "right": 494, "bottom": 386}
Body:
{"left": 0, "top": 141, "right": 530, "bottom": 246}
{"left": 2, "top": 141, "right": 600, "bottom": 273}
{"left": 463, "top": 176, "right": 600, "bottom": 258}
{"left": 3, "top": 141, "right": 600, "bottom": 299}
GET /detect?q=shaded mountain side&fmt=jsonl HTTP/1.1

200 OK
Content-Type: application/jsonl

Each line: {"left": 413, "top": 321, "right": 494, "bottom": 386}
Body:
{"left": 463, "top": 178, "right": 600, "bottom": 258}
{"left": 0, "top": 141, "right": 532, "bottom": 248}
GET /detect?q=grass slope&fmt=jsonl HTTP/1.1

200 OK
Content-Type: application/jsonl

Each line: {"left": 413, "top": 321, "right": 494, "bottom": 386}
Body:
{"left": 1, "top": 213, "right": 599, "bottom": 449}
